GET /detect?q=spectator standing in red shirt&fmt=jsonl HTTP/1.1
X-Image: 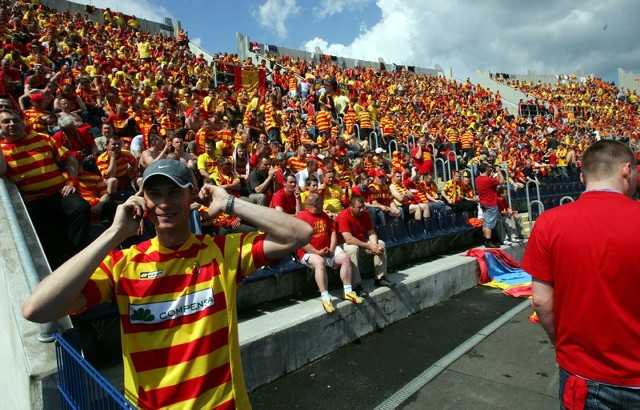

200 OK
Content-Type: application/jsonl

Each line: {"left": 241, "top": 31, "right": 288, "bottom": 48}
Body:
{"left": 411, "top": 136, "right": 434, "bottom": 176}
{"left": 475, "top": 162, "right": 504, "bottom": 248}
{"left": 523, "top": 140, "right": 640, "bottom": 408}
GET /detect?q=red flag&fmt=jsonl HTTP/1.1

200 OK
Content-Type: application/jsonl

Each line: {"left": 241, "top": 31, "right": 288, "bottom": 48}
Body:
{"left": 233, "top": 67, "right": 266, "bottom": 96}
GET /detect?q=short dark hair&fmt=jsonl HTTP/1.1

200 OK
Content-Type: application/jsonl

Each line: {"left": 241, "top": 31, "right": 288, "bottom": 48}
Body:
{"left": 350, "top": 195, "right": 364, "bottom": 206}
{"left": 582, "top": 140, "right": 636, "bottom": 184}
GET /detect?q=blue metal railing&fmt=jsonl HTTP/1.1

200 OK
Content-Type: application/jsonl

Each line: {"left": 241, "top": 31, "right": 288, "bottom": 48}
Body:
{"left": 55, "top": 332, "right": 135, "bottom": 409}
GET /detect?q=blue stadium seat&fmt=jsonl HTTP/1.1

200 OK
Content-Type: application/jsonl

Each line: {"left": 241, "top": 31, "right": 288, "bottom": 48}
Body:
{"left": 243, "top": 254, "right": 305, "bottom": 284}
{"left": 389, "top": 219, "right": 416, "bottom": 246}
{"left": 437, "top": 213, "right": 456, "bottom": 234}
{"left": 453, "top": 212, "right": 473, "bottom": 232}
{"left": 424, "top": 216, "right": 445, "bottom": 238}
{"left": 407, "top": 219, "right": 428, "bottom": 241}
{"left": 374, "top": 223, "right": 397, "bottom": 246}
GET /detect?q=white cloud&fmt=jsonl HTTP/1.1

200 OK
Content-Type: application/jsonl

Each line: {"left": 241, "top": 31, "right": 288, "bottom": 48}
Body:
{"left": 70, "top": 0, "right": 172, "bottom": 23}
{"left": 302, "top": 0, "right": 640, "bottom": 82}
{"left": 190, "top": 37, "right": 202, "bottom": 47}
{"left": 314, "top": 0, "right": 370, "bottom": 19}
{"left": 253, "top": 0, "right": 301, "bottom": 38}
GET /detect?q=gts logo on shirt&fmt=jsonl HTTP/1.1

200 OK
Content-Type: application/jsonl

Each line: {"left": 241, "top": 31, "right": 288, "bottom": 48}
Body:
{"left": 140, "top": 270, "right": 163, "bottom": 279}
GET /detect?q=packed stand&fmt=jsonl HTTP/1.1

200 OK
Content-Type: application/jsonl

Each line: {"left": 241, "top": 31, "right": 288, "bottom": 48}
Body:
{"left": 1, "top": 0, "right": 637, "bottom": 312}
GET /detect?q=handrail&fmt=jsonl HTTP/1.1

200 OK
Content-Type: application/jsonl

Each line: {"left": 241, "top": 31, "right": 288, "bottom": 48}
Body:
{"left": 528, "top": 199, "right": 545, "bottom": 226}
{"left": 0, "top": 177, "right": 73, "bottom": 342}
{"left": 525, "top": 179, "right": 541, "bottom": 224}
{"left": 406, "top": 135, "right": 416, "bottom": 152}
{"left": 559, "top": 195, "right": 574, "bottom": 205}
{"left": 497, "top": 163, "right": 512, "bottom": 209}
{"left": 434, "top": 158, "right": 446, "bottom": 183}
{"left": 368, "top": 131, "right": 379, "bottom": 151}
{"left": 387, "top": 139, "right": 398, "bottom": 159}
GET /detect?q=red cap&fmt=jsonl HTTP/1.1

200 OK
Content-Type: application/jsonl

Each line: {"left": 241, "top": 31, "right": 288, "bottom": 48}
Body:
{"left": 375, "top": 169, "right": 386, "bottom": 177}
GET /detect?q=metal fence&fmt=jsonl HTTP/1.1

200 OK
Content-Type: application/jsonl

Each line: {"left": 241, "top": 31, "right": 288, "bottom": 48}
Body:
{"left": 54, "top": 332, "right": 135, "bottom": 410}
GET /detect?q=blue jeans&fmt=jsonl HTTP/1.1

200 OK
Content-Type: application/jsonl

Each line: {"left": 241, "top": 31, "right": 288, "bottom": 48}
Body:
{"left": 559, "top": 368, "right": 640, "bottom": 409}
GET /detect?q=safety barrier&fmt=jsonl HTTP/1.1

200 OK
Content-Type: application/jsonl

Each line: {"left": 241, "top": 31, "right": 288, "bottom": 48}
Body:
{"left": 54, "top": 331, "right": 135, "bottom": 409}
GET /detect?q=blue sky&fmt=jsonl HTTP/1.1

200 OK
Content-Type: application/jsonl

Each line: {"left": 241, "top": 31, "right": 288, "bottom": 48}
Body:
{"left": 71, "top": 0, "right": 640, "bottom": 83}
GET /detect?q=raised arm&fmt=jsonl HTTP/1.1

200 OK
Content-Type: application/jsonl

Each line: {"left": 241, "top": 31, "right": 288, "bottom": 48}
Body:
{"left": 22, "top": 194, "right": 147, "bottom": 323}
{"left": 200, "top": 184, "right": 312, "bottom": 260}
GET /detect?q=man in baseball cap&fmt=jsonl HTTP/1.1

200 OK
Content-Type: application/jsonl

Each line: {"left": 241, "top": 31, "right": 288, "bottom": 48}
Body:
{"left": 141, "top": 159, "right": 194, "bottom": 190}
{"left": 23, "top": 158, "right": 313, "bottom": 408}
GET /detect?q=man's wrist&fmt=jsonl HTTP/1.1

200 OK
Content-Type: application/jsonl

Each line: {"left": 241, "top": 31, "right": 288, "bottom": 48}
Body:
{"left": 225, "top": 195, "right": 235, "bottom": 214}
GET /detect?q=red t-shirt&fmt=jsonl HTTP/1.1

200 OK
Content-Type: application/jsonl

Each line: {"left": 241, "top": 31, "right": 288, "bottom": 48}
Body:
{"left": 295, "top": 209, "right": 333, "bottom": 259}
{"left": 522, "top": 191, "right": 640, "bottom": 386}
{"left": 497, "top": 197, "right": 509, "bottom": 213}
{"left": 475, "top": 175, "right": 500, "bottom": 206}
{"left": 335, "top": 207, "right": 373, "bottom": 242}
{"left": 411, "top": 147, "right": 434, "bottom": 175}
{"left": 270, "top": 188, "right": 297, "bottom": 214}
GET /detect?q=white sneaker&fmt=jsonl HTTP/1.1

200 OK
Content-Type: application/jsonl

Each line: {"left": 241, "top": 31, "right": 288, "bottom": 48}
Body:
{"left": 503, "top": 240, "right": 512, "bottom": 245}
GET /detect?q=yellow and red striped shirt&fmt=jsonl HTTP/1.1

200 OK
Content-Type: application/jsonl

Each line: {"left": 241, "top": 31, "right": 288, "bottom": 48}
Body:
{"left": 22, "top": 108, "right": 49, "bottom": 134}
{"left": 315, "top": 110, "right": 332, "bottom": 132}
{"left": 1, "top": 132, "right": 69, "bottom": 202}
{"left": 96, "top": 150, "right": 138, "bottom": 180}
{"left": 81, "top": 232, "right": 268, "bottom": 409}
{"left": 287, "top": 156, "right": 307, "bottom": 174}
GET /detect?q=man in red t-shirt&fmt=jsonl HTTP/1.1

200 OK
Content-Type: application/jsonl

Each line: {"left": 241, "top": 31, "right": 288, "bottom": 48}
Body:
{"left": 335, "top": 195, "right": 396, "bottom": 293}
{"left": 270, "top": 173, "right": 302, "bottom": 214}
{"left": 475, "top": 163, "right": 504, "bottom": 247}
{"left": 411, "top": 136, "right": 434, "bottom": 176}
{"left": 296, "top": 193, "right": 363, "bottom": 313}
{"left": 522, "top": 140, "right": 640, "bottom": 408}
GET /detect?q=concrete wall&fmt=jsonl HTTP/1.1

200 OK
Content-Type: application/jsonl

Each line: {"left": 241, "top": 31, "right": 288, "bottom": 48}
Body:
{"left": 0, "top": 181, "right": 62, "bottom": 410}
{"left": 236, "top": 32, "right": 444, "bottom": 77}
{"left": 38, "top": 0, "right": 174, "bottom": 35}
{"left": 618, "top": 68, "right": 640, "bottom": 93}
{"left": 475, "top": 69, "right": 532, "bottom": 116}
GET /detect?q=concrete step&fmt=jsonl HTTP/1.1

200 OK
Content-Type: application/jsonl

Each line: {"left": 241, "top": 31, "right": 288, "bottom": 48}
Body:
{"left": 238, "top": 244, "right": 526, "bottom": 390}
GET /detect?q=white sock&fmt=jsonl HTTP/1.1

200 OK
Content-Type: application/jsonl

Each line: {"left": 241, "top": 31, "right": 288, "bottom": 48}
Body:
{"left": 343, "top": 285, "right": 353, "bottom": 294}
{"left": 321, "top": 291, "right": 330, "bottom": 301}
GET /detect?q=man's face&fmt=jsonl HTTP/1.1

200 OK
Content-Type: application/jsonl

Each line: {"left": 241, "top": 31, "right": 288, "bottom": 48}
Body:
{"left": 101, "top": 124, "right": 113, "bottom": 137}
{"left": 258, "top": 158, "right": 271, "bottom": 173}
{"left": 324, "top": 171, "right": 335, "bottom": 185}
{"left": 107, "top": 138, "right": 121, "bottom": 152}
{"left": 393, "top": 173, "right": 403, "bottom": 184}
{"left": 308, "top": 161, "right": 318, "bottom": 173}
{"left": 0, "top": 98, "right": 13, "bottom": 111}
{"left": 0, "top": 111, "right": 25, "bottom": 141}
{"left": 218, "top": 158, "right": 232, "bottom": 174}
{"left": 284, "top": 176, "right": 297, "bottom": 193}
{"left": 350, "top": 199, "right": 365, "bottom": 216}
{"left": 144, "top": 177, "right": 192, "bottom": 233}
{"left": 172, "top": 138, "right": 183, "bottom": 151}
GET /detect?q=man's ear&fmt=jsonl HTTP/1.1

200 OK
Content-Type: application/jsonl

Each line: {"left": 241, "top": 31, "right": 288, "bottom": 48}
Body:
{"left": 621, "top": 162, "right": 631, "bottom": 180}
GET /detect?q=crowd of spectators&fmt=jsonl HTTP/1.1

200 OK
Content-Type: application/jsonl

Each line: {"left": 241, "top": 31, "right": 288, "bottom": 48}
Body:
{"left": 1, "top": 0, "right": 639, "bottom": 292}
